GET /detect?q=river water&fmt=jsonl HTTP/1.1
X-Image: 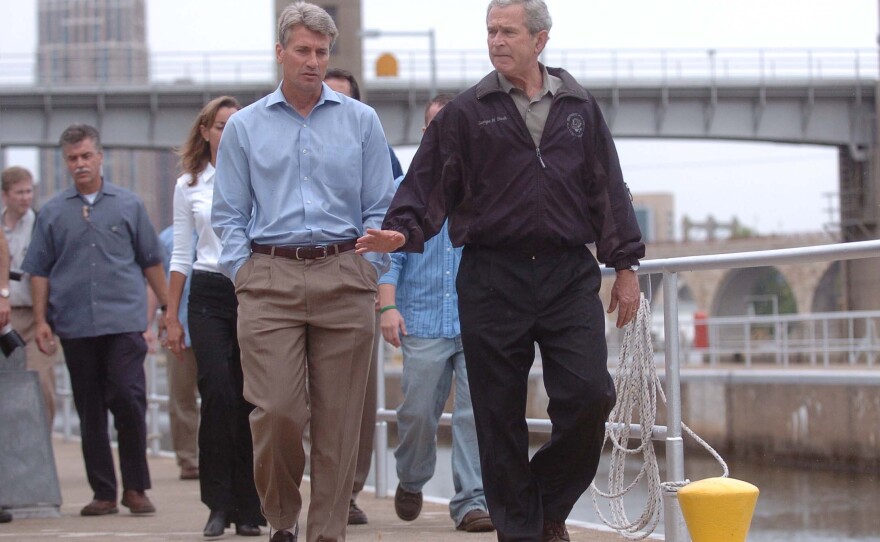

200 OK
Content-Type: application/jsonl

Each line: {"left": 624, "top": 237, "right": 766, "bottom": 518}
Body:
{"left": 372, "top": 443, "right": 880, "bottom": 541}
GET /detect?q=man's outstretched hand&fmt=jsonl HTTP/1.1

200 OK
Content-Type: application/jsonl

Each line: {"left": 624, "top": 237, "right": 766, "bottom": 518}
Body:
{"left": 356, "top": 229, "right": 405, "bottom": 254}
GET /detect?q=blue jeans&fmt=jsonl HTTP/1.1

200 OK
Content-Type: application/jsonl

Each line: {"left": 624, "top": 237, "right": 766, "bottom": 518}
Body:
{"left": 395, "top": 335, "right": 486, "bottom": 525}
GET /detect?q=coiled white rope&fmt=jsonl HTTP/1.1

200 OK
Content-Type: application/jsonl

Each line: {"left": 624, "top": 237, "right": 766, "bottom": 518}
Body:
{"left": 588, "top": 294, "right": 728, "bottom": 540}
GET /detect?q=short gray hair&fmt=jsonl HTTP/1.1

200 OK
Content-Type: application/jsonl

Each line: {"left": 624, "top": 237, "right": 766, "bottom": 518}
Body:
{"left": 486, "top": 0, "right": 552, "bottom": 35}
{"left": 59, "top": 124, "right": 102, "bottom": 152}
{"left": 278, "top": 2, "right": 339, "bottom": 48}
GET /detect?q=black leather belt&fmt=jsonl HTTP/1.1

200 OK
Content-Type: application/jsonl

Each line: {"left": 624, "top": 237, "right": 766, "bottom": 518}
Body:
{"left": 250, "top": 240, "right": 357, "bottom": 260}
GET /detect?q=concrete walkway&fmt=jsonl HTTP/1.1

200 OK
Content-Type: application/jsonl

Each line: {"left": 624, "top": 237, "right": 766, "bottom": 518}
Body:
{"left": 0, "top": 437, "right": 627, "bottom": 541}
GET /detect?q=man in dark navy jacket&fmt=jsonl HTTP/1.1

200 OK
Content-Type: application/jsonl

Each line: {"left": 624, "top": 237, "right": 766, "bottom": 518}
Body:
{"left": 357, "top": 1, "right": 644, "bottom": 540}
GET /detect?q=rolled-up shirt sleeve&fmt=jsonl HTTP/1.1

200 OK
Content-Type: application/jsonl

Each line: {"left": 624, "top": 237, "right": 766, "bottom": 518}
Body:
{"left": 378, "top": 251, "right": 406, "bottom": 286}
{"left": 169, "top": 180, "right": 196, "bottom": 276}
{"left": 21, "top": 215, "right": 54, "bottom": 277}
{"left": 132, "top": 199, "right": 163, "bottom": 269}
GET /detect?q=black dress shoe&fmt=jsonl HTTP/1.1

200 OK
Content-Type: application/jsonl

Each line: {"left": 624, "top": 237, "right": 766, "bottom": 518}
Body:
{"left": 235, "top": 523, "right": 261, "bottom": 536}
{"left": 542, "top": 519, "right": 570, "bottom": 542}
{"left": 0, "top": 508, "right": 12, "bottom": 523}
{"left": 270, "top": 524, "right": 298, "bottom": 541}
{"left": 203, "top": 510, "right": 229, "bottom": 537}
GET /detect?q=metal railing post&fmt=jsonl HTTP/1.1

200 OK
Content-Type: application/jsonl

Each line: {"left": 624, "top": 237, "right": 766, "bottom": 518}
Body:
{"left": 374, "top": 332, "right": 389, "bottom": 499}
{"left": 428, "top": 28, "right": 437, "bottom": 100}
{"left": 662, "top": 271, "right": 689, "bottom": 542}
{"left": 147, "top": 353, "right": 161, "bottom": 457}
{"left": 849, "top": 317, "right": 855, "bottom": 365}
{"left": 61, "top": 367, "right": 73, "bottom": 441}
{"left": 823, "top": 319, "right": 830, "bottom": 367}
{"left": 744, "top": 321, "right": 752, "bottom": 367}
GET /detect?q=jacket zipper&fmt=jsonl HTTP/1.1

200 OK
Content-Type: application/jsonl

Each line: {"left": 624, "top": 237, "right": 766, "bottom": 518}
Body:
{"left": 536, "top": 147, "right": 547, "bottom": 169}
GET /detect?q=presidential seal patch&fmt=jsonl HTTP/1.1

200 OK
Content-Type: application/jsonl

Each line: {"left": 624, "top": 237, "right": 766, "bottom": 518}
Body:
{"left": 566, "top": 113, "right": 585, "bottom": 137}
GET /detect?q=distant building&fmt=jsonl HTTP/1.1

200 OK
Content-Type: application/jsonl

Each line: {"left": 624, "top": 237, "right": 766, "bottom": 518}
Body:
{"left": 35, "top": 0, "right": 174, "bottom": 229}
{"left": 632, "top": 192, "right": 675, "bottom": 243}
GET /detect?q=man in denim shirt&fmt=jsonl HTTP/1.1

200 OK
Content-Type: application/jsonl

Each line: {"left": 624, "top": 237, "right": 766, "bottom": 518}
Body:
{"left": 378, "top": 95, "right": 493, "bottom": 534}
{"left": 23, "top": 124, "right": 168, "bottom": 518}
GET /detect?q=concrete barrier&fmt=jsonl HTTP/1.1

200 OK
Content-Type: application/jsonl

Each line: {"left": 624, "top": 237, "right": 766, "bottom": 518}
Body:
{"left": 0, "top": 348, "right": 62, "bottom": 518}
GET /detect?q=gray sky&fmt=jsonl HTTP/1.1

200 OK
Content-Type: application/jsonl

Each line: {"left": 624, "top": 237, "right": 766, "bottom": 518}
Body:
{"left": 1, "top": 0, "right": 877, "bottom": 236}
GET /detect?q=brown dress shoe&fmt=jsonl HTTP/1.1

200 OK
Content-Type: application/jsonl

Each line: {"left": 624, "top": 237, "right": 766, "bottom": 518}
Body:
{"left": 394, "top": 484, "right": 422, "bottom": 521}
{"left": 542, "top": 519, "right": 570, "bottom": 542}
{"left": 80, "top": 499, "right": 118, "bottom": 516}
{"left": 121, "top": 489, "right": 156, "bottom": 514}
{"left": 348, "top": 499, "right": 368, "bottom": 525}
{"left": 456, "top": 509, "right": 495, "bottom": 532}
{"left": 179, "top": 466, "right": 200, "bottom": 480}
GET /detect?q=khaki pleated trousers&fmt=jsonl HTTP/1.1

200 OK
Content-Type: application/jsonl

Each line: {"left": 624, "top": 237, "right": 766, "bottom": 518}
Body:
{"left": 235, "top": 251, "right": 376, "bottom": 542}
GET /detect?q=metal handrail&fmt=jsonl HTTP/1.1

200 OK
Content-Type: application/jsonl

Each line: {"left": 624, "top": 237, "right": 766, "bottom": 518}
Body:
{"left": 0, "top": 47, "right": 876, "bottom": 87}
{"left": 606, "top": 309, "right": 880, "bottom": 369}
{"left": 371, "top": 239, "right": 880, "bottom": 542}
{"left": 363, "top": 47, "right": 879, "bottom": 86}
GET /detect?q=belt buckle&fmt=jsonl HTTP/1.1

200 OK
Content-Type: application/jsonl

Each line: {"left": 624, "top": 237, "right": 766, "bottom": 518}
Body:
{"left": 314, "top": 246, "right": 329, "bottom": 260}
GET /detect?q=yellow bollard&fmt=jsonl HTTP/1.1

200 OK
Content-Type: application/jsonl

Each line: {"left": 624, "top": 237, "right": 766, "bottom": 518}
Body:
{"left": 677, "top": 477, "right": 759, "bottom": 542}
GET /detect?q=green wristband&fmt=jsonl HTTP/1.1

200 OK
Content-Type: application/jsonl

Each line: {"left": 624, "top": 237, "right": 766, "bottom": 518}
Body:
{"left": 379, "top": 304, "right": 398, "bottom": 314}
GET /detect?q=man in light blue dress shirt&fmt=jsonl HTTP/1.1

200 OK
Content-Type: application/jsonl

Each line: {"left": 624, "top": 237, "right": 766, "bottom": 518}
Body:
{"left": 211, "top": 4, "right": 393, "bottom": 541}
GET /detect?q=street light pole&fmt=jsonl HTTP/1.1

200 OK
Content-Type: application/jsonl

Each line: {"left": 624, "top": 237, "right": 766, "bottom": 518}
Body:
{"left": 427, "top": 28, "right": 437, "bottom": 100}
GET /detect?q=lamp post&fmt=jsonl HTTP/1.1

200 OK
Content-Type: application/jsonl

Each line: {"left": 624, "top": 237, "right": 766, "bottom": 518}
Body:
{"left": 360, "top": 28, "right": 437, "bottom": 99}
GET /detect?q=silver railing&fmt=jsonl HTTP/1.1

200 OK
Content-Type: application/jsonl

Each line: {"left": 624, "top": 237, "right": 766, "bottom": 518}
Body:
{"left": 700, "top": 310, "right": 879, "bottom": 367}
{"left": 605, "top": 310, "right": 880, "bottom": 368}
{"left": 370, "top": 239, "right": 880, "bottom": 542}
{"left": 0, "top": 47, "right": 875, "bottom": 87}
{"left": 363, "top": 47, "right": 879, "bottom": 87}
{"left": 54, "top": 239, "right": 880, "bottom": 542}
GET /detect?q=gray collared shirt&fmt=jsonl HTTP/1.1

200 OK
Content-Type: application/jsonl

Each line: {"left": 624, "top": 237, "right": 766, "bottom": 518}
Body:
{"left": 22, "top": 181, "right": 162, "bottom": 339}
{"left": 498, "top": 64, "right": 563, "bottom": 147}
{"left": 3, "top": 207, "right": 35, "bottom": 307}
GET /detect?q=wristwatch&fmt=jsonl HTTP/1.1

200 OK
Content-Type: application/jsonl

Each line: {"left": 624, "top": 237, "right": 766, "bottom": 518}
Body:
{"left": 0, "top": 287, "right": 9, "bottom": 298}
{"left": 629, "top": 265, "right": 640, "bottom": 272}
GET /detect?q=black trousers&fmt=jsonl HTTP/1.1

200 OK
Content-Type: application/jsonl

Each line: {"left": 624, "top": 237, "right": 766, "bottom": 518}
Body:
{"left": 61, "top": 332, "right": 150, "bottom": 501}
{"left": 188, "top": 270, "right": 263, "bottom": 525}
{"left": 457, "top": 246, "right": 616, "bottom": 542}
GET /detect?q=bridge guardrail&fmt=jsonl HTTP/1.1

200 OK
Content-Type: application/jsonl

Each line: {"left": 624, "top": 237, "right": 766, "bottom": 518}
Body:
{"left": 364, "top": 47, "right": 880, "bottom": 87}
{"left": 0, "top": 48, "right": 876, "bottom": 88}
{"left": 606, "top": 310, "right": 880, "bottom": 368}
